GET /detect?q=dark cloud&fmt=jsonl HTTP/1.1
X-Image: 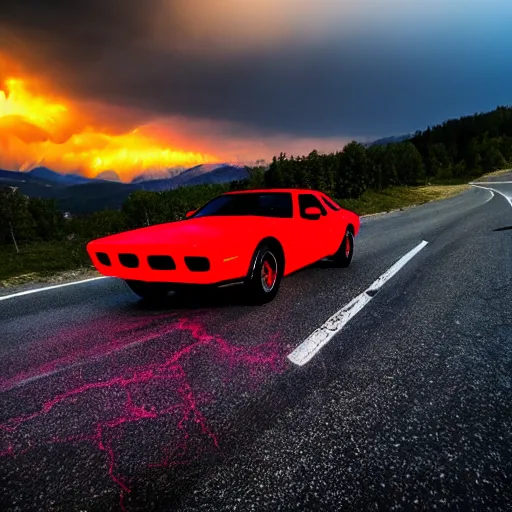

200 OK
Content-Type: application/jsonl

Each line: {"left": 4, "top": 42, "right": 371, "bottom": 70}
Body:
{"left": 0, "top": 0, "right": 157, "bottom": 103}
{"left": 1, "top": 0, "right": 512, "bottom": 139}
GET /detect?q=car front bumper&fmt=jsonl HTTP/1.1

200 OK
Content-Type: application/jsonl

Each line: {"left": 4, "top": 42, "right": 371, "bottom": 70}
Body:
{"left": 86, "top": 241, "right": 250, "bottom": 285}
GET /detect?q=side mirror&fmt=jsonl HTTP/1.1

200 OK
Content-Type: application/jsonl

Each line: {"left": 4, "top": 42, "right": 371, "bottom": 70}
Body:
{"left": 304, "top": 206, "right": 323, "bottom": 219}
{"left": 185, "top": 209, "right": 197, "bottom": 218}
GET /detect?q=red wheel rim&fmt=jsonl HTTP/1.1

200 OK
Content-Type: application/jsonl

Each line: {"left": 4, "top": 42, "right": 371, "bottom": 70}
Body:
{"left": 345, "top": 233, "right": 351, "bottom": 258}
{"left": 261, "top": 253, "right": 277, "bottom": 292}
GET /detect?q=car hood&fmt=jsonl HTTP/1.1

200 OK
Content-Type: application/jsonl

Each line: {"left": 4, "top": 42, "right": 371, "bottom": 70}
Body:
{"left": 89, "top": 215, "right": 276, "bottom": 247}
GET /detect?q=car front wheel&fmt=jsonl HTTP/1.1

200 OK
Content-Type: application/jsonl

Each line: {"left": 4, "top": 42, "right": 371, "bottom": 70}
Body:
{"left": 244, "top": 244, "right": 282, "bottom": 304}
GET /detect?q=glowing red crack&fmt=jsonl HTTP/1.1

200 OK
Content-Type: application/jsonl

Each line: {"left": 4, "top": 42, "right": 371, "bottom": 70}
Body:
{"left": 0, "top": 317, "right": 287, "bottom": 511}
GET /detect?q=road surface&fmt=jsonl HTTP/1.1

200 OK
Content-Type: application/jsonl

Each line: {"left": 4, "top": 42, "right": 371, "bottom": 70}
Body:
{"left": 1, "top": 178, "right": 512, "bottom": 511}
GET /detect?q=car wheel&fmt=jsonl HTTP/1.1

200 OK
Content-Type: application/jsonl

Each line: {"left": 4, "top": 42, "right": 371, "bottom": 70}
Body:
{"left": 245, "top": 244, "right": 282, "bottom": 304}
{"left": 332, "top": 229, "right": 354, "bottom": 268}
{"left": 125, "top": 280, "right": 170, "bottom": 300}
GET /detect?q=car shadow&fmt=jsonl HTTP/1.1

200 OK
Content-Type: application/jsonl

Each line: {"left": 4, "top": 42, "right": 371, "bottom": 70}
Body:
{"left": 308, "top": 258, "right": 336, "bottom": 269}
{"left": 285, "top": 258, "right": 338, "bottom": 277}
{"left": 130, "top": 286, "right": 250, "bottom": 312}
{"left": 127, "top": 259, "right": 337, "bottom": 312}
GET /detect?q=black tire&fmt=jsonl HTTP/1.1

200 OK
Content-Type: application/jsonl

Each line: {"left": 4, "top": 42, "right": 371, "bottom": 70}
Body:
{"left": 244, "top": 244, "right": 283, "bottom": 304}
{"left": 332, "top": 229, "right": 354, "bottom": 268}
{"left": 125, "top": 280, "right": 170, "bottom": 300}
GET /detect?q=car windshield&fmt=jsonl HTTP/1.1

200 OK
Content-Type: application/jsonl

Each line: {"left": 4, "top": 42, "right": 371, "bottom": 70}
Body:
{"left": 192, "top": 192, "right": 293, "bottom": 218}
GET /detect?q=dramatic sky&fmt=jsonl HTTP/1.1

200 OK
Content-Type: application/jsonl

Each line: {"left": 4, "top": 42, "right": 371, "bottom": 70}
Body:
{"left": 0, "top": 0, "right": 511, "bottom": 179}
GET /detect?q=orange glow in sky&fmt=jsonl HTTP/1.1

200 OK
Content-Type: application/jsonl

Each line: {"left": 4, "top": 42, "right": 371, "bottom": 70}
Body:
{"left": 0, "top": 77, "right": 220, "bottom": 181}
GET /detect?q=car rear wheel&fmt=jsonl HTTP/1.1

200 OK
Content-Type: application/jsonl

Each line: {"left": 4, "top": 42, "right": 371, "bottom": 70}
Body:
{"left": 125, "top": 280, "right": 170, "bottom": 300}
{"left": 332, "top": 229, "right": 354, "bottom": 267}
{"left": 244, "top": 244, "right": 282, "bottom": 304}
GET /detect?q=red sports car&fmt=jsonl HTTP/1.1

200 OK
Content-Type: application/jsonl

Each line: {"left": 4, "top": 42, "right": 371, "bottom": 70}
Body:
{"left": 87, "top": 189, "right": 360, "bottom": 303}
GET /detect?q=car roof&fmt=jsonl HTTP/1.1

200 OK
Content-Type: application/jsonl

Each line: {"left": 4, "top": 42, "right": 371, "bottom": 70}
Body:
{"left": 224, "top": 188, "right": 325, "bottom": 195}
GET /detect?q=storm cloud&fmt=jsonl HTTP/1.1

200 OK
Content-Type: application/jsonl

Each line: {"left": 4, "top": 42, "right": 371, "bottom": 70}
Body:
{"left": 1, "top": 0, "right": 511, "bottom": 140}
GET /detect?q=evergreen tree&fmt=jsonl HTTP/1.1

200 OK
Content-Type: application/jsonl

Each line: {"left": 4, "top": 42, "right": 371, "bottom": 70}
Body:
{"left": 335, "top": 142, "right": 369, "bottom": 198}
{"left": 28, "top": 197, "right": 65, "bottom": 241}
{"left": 0, "top": 188, "right": 36, "bottom": 250}
{"left": 394, "top": 142, "right": 425, "bottom": 185}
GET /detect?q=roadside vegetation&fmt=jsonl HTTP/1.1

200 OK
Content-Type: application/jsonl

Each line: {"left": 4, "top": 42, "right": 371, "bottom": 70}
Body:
{"left": 1, "top": 106, "right": 512, "bottom": 283}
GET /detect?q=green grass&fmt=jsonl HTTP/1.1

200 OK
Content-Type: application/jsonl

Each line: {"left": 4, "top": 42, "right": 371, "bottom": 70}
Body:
{"left": 0, "top": 240, "right": 93, "bottom": 283}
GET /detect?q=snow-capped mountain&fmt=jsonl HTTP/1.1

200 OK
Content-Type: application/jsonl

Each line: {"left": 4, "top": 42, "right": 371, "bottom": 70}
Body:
{"left": 95, "top": 170, "right": 121, "bottom": 182}
{"left": 130, "top": 168, "right": 185, "bottom": 183}
{"left": 137, "top": 164, "right": 248, "bottom": 192}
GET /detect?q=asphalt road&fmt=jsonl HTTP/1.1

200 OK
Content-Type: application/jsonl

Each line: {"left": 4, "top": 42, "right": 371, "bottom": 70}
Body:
{"left": 1, "top": 179, "right": 512, "bottom": 511}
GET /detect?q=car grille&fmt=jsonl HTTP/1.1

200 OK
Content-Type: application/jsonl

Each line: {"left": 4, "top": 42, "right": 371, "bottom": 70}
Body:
{"left": 96, "top": 252, "right": 210, "bottom": 273}
{"left": 184, "top": 256, "right": 210, "bottom": 272}
{"left": 147, "top": 255, "right": 176, "bottom": 270}
{"left": 118, "top": 253, "right": 139, "bottom": 268}
{"left": 96, "top": 252, "right": 111, "bottom": 266}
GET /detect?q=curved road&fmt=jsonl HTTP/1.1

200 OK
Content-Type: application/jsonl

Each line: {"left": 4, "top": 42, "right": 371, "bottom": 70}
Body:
{"left": 1, "top": 178, "right": 512, "bottom": 511}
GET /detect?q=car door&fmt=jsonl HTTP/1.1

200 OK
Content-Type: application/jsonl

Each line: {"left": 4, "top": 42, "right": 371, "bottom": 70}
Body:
{"left": 319, "top": 192, "right": 347, "bottom": 254}
{"left": 296, "top": 192, "right": 332, "bottom": 266}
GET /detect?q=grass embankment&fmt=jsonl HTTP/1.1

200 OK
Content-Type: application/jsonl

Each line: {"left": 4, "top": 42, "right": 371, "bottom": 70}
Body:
{"left": 0, "top": 175, "right": 503, "bottom": 285}
{"left": 0, "top": 241, "right": 96, "bottom": 287}
{"left": 469, "top": 168, "right": 512, "bottom": 180}
{"left": 342, "top": 183, "right": 470, "bottom": 216}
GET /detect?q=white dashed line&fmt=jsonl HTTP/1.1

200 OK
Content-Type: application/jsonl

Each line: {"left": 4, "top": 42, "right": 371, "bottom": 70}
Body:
{"left": 0, "top": 276, "right": 109, "bottom": 302}
{"left": 287, "top": 240, "right": 429, "bottom": 366}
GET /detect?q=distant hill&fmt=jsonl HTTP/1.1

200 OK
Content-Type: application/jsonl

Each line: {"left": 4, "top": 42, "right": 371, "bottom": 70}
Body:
{"left": 0, "top": 168, "right": 68, "bottom": 198}
{"left": 366, "top": 133, "right": 414, "bottom": 147}
{"left": 28, "top": 167, "right": 93, "bottom": 185}
{"left": 0, "top": 167, "right": 133, "bottom": 212}
{"left": 0, "top": 168, "right": 43, "bottom": 183}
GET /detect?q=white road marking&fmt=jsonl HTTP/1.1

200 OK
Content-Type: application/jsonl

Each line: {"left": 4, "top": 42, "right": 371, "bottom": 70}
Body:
{"left": 469, "top": 181, "right": 512, "bottom": 186}
{"left": 287, "top": 240, "right": 429, "bottom": 366}
{"left": 471, "top": 187, "right": 495, "bottom": 204}
{"left": 0, "top": 276, "right": 109, "bottom": 302}
{"left": 470, "top": 183, "right": 512, "bottom": 207}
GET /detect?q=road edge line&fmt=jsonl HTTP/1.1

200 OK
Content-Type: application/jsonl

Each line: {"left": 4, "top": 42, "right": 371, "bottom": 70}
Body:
{"left": 0, "top": 276, "right": 109, "bottom": 302}
{"left": 470, "top": 183, "right": 512, "bottom": 207}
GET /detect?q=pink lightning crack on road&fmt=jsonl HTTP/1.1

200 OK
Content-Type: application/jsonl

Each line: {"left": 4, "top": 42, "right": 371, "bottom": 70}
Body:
{"left": 0, "top": 316, "right": 288, "bottom": 511}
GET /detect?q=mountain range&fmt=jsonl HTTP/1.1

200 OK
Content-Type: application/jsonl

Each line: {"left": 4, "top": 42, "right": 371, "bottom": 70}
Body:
{"left": 0, "top": 163, "right": 248, "bottom": 213}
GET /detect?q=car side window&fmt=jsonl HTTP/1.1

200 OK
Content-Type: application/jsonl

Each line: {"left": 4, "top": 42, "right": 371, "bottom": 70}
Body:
{"left": 257, "top": 193, "right": 294, "bottom": 218}
{"left": 298, "top": 193, "right": 328, "bottom": 219}
{"left": 321, "top": 195, "right": 341, "bottom": 212}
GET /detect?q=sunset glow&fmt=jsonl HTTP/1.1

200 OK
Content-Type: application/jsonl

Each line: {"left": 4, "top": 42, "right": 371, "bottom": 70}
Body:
{"left": 0, "top": 77, "right": 220, "bottom": 181}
